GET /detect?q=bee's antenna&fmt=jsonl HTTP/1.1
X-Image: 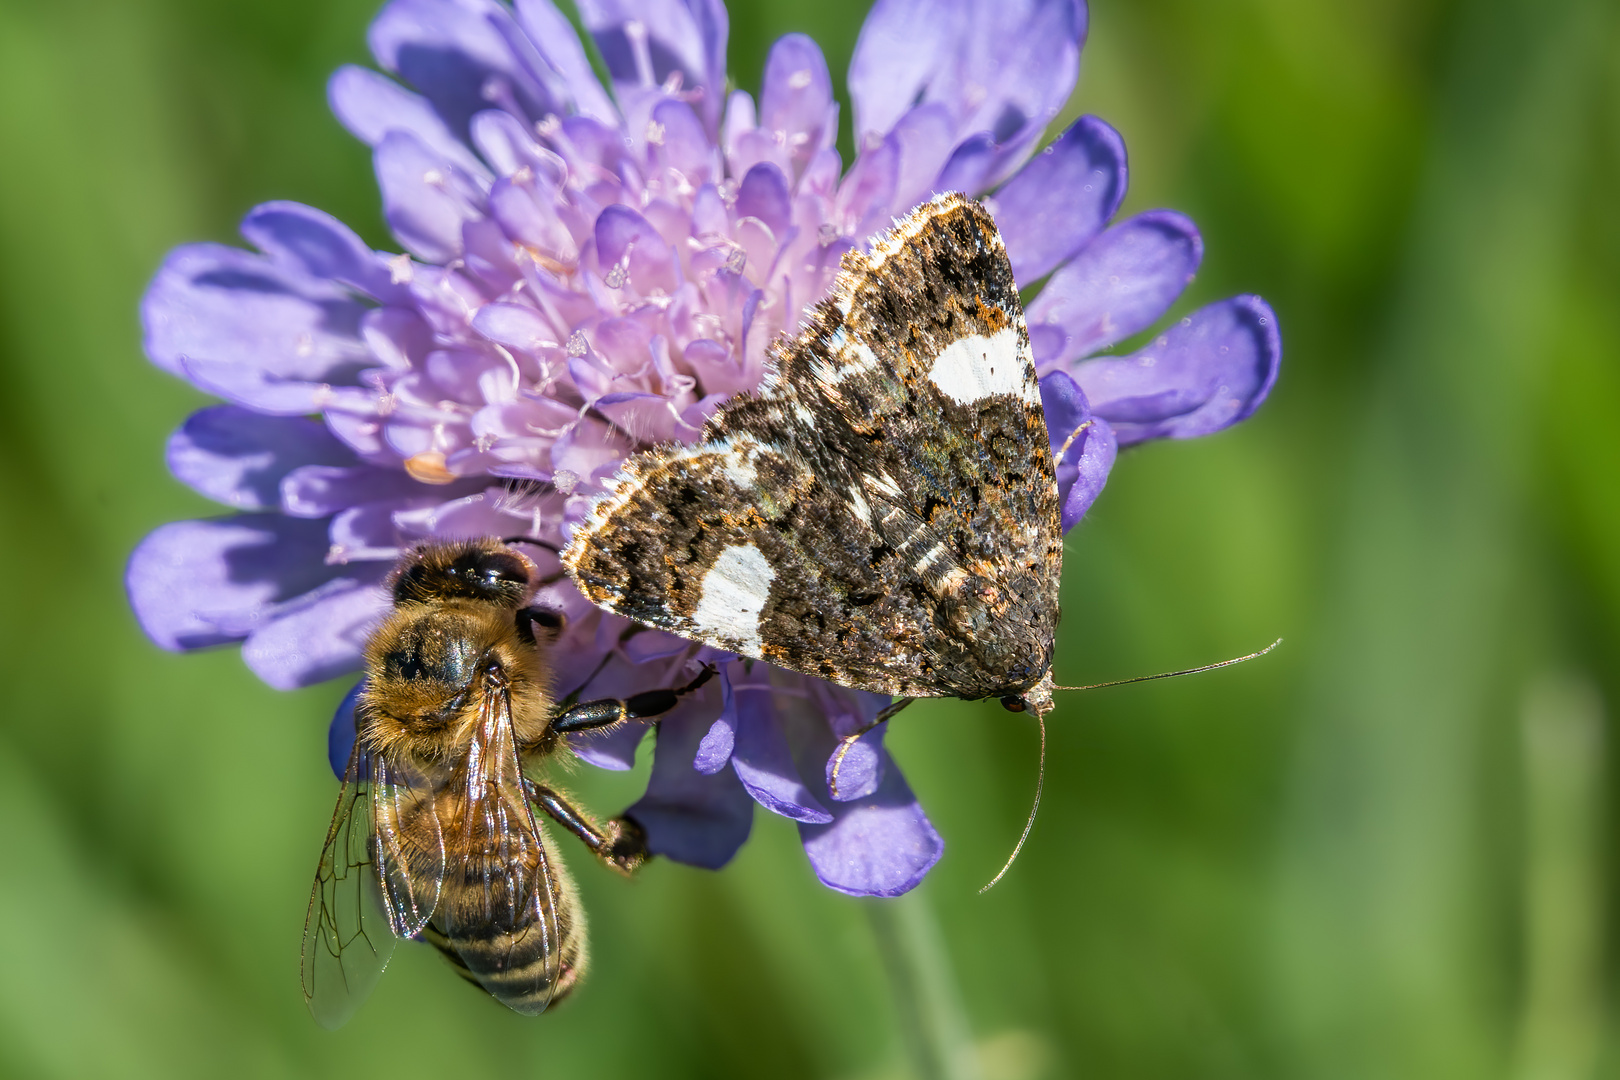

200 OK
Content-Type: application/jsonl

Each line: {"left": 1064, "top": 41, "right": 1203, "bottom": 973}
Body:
{"left": 502, "top": 535, "right": 562, "bottom": 555}
{"left": 979, "top": 707, "right": 1045, "bottom": 894}
{"left": 1052, "top": 638, "right": 1282, "bottom": 693}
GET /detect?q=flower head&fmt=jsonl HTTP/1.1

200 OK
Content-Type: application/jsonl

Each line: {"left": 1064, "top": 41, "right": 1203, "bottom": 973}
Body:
{"left": 128, "top": 0, "right": 1279, "bottom": 896}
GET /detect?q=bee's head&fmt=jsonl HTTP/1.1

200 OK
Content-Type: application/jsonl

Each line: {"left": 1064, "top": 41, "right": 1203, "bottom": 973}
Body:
{"left": 391, "top": 538, "right": 534, "bottom": 608}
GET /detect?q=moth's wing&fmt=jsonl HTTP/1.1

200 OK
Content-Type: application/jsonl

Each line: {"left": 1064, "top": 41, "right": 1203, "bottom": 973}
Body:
{"left": 566, "top": 195, "right": 1061, "bottom": 699}
{"left": 436, "top": 671, "right": 580, "bottom": 1014}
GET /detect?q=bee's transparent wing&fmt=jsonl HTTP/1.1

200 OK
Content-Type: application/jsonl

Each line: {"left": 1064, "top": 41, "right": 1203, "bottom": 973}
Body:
{"left": 299, "top": 746, "right": 445, "bottom": 1029}
{"left": 370, "top": 753, "right": 446, "bottom": 939}
{"left": 439, "top": 671, "right": 576, "bottom": 1014}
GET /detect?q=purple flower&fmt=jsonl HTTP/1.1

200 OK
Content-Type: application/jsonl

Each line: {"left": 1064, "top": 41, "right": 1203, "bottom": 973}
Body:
{"left": 128, "top": 0, "right": 1279, "bottom": 897}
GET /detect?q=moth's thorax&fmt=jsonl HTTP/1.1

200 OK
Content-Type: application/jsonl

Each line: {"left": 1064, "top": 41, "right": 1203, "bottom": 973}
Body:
{"left": 360, "top": 601, "right": 553, "bottom": 765}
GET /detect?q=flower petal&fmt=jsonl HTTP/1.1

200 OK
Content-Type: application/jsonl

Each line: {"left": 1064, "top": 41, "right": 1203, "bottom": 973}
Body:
{"left": 167, "top": 406, "right": 355, "bottom": 511}
{"left": 1072, "top": 295, "right": 1281, "bottom": 445}
{"left": 280, "top": 464, "right": 454, "bottom": 519}
{"left": 734, "top": 161, "right": 792, "bottom": 237}
{"left": 595, "top": 204, "right": 678, "bottom": 294}
{"left": 239, "top": 201, "right": 404, "bottom": 303}
{"left": 512, "top": 0, "right": 619, "bottom": 123}
{"left": 328, "top": 681, "right": 366, "bottom": 779}
{"left": 625, "top": 680, "right": 754, "bottom": 869}
{"left": 368, "top": 0, "right": 551, "bottom": 142}
{"left": 1026, "top": 210, "right": 1203, "bottom": 365}
{"left": 564, "top": 652, "right": 659, "bottom": 770}
{"left": 241, "top": 568, "right": 391, "bottom": 690}
{"left": 848, "top": 0, "right": 972, "bottom": 141}
{"left": 1039, "top": 371, "right": 1118, "bottom": 531}
{"left": 327, "top": 64, "right": 488, "bottom": 179}
{"left": 809, "top": 679, "right": 893, "bottom": 802}
{"left": 757, "top": 33, "right": 837, "bottom": 176}
{"left": 142, "top": 243, "right": 370, "bottom": 382}
{"left": 576, "top": 0, "right": 729, "bottom": 129}
{"left": 730, "top": 675, "right": 832, "bottom": 824}
{"left": 126, "top": 515, "right": 336, "bottom": 651}
{"left": 375, "top": 130, "right": 486, "bottom": 264}
{"left": 850, "top": 0, "right": 1086, "bottom": 168}
{"left": 990, "top": 115, "right": 1126, "bottom": 283}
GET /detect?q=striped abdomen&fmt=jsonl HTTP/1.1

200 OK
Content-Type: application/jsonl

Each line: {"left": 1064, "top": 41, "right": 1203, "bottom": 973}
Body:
{"left": 407, "top": 789, "right": 587, "bottom": 1014}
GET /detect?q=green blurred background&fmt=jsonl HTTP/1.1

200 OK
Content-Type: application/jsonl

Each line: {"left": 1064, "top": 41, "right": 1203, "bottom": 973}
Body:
{"left": 1, "top": 0, "right": 1617, "bottom": 1075}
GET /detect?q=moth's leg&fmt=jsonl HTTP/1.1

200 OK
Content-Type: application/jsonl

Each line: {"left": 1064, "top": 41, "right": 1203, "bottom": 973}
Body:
{"left": 829, "top": 697, "right": 915, "bottom": 799}
{"left": 549, "top": 664, "right": 718, "bottom": 734}
{"left": 525, "top": 779, "right": 649, "bottom": 875}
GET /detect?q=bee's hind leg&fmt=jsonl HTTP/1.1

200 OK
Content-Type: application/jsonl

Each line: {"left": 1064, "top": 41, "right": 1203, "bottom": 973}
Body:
{"left": 525, "top": 780, "right": 650, "bottom": 876}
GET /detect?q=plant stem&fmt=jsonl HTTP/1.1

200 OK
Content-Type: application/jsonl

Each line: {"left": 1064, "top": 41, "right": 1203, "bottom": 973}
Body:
{"left": 866, "top": 890, "right": 982, "bottom": 1080}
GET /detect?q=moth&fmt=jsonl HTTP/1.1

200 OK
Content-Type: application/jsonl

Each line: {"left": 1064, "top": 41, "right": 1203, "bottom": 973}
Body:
{"left": 564, "top": 193, "right": 1066, "bottom": 722}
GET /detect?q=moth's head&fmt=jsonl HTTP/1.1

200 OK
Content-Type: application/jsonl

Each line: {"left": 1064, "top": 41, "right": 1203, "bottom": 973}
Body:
{"left": 938, "top": 570, "right": 1055, "bottom": 699}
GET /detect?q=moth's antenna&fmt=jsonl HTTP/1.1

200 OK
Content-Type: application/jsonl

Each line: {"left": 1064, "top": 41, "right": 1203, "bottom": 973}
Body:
{"left": 978, "top": 640, "right": 1282, "bottom": 891}
{"left": 1053, "top": 638, "right": 1282, "bottom": 693}
{"left": 979, "top": 707, "right": 1045, "bottom": 894}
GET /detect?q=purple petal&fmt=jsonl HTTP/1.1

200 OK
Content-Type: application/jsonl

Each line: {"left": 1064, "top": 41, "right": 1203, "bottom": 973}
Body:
{"left": 1039, "top": 371, "right": 1118, "bottom": 531}
{"left": 512, "top": 0, "right": 619, "bottom": 123}
{"left": 693, "top": 662, "right": 739, "bottom": 773}
{"left": 327, "top": 64, "right": 488, "bottom": 179}
{"left": 824, "top": 726, "right": 885, "bottom": 803}
{"left": 734, "top": 161, "right": 792, "bottom": 237}
{"left": 799, "top": 762, "right": 943, "bottom": 896}
{"left": 850, "top": 0, "right": 1086, "bottom": 167}
{"left": 625, "top": 680, "right": 754, "bottom": 869}
{"left": 934, "top": 132, "right": 997, "bottom": 198}
{"left": 596, "top": 392, "right": 681, "bottom": 444}
{"left": 1072, "top": 295, "right": 1282, "bottom": 445}
{"left": 168, "top": 406, "right": 355, "bottom": 510}
{"left": 1026, "top": 210, "right": 1203, "bottom": 365}
{"left": 375, "top": 130, "right": 485, "bottom": 264}
{"left": 576, "top": 0, "right": 729, "bottom": 129}
{"left": 990, "top": 115, "right": 1127, "bottom": 282}
{"left": 179, "top": 360, "right": 378, "bottom": 418}
{"left": 239, "top": 202, "right": 403, "bottom": 303}
{"left": 595, "top": 204, "right": 678, "bottom": 294}
{"left": 142, "top": 243, "right": 369, "bottom": 382}
{"left": 848, "top": 0, "right": 971, "bottom": 141}
{"left": 730, "top": 677, "right": 832, "bottom": 824}
{"left": 328, "top": 681, "right": 366, "bottom": 779}
{"left": 652, "top": 98, "right": 717, "bottom": 183}
{"left": 368, "top": 0, "right": 552, "bottom": 142}
{"left": 126, "top": 515, "right": 336, "bottom": 651}
{"left": 241, "top": 568, "right": 391, "bottom": 690}
{"left": 280, "top": 464, "right": 449, "bottom": 518}
{"left": 777, "top": 688, "right": 941, "bottom": 896}
{"left": 887, "top": 104, "right": 957, "bottom": 212}
{"left": 562, "top": 652, "right": 663, "bottom": 770}
{"left": 757, "top": 34, "right": 837, "bottom": 172}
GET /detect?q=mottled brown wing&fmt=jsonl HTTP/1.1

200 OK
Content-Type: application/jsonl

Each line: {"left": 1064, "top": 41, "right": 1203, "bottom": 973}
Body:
{"left": 300, "top": 745, "right": 445, "bottom": 1030}
{"left": 434, "top": 670, "right": 577, "bottom": 1015}
{"left": 565, "top": 194, "right": 1062, "bottom": 701}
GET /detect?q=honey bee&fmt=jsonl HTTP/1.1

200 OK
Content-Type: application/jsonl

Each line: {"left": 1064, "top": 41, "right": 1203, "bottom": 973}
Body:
{"left": 301, "top": 537, "right": 713, "bottom": 1028}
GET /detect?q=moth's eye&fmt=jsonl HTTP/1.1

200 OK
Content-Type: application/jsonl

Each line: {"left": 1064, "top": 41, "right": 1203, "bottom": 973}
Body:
{"left": 1000, "top": 695, "right": 1027, "bottom": 713}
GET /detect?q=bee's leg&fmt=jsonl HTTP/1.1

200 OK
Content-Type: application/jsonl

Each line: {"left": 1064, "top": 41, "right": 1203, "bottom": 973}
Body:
{"left": 524, "top": 779, "right": 649, "bottom": 875}
{"left": 513, "top": 606, "right": 565, "bottom": 646}
{"left": 548, "top": 664, "right": 718, "bottom": 734}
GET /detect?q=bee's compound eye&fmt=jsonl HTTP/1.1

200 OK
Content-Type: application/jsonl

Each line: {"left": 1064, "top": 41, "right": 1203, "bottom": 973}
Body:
{"left": 1000, "top": 695, "right": 1027, "bottom": 713}
{"left": 458, "top": 550, "right": 531, "bottom": 591}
